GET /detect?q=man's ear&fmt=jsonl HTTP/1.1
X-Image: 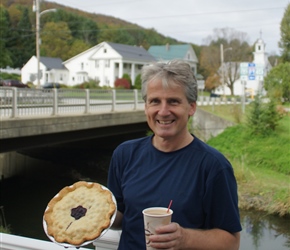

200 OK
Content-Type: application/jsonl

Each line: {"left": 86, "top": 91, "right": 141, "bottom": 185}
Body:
{"left": 189, "top": 102, "right": 196, "bottom": 116}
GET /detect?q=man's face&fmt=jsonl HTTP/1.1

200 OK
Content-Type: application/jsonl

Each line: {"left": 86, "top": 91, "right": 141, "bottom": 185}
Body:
{"left": 144, "top": 78, "right": 196, "bottom": 141}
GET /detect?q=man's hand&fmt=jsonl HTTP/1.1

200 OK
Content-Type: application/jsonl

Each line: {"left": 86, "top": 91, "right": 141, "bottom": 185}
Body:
{"left": 149, "top": 222, "right": 240, "bottom": 250}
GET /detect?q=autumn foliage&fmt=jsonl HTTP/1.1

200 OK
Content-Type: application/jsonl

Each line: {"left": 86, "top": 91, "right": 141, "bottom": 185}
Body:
{"left": 114, "top": 78, "right": 131, "bottom": 89}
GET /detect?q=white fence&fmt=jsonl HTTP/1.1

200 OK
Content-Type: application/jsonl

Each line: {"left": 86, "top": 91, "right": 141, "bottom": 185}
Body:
{"left": 0, "top": 230, "right": 121, "bottom": 250}
{"left": 0, "top": 87, "right": 247, "bottom": 119}
{"left": 0, "top": 88, "right": 144, "bottom": 119}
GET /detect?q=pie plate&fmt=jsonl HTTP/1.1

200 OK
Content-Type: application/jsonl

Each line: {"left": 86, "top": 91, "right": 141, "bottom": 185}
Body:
{"left": 43, "top": 184, "right": 117, "bottom": 248}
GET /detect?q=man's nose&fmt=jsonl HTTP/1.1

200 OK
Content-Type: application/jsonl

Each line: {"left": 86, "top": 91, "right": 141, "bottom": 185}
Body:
{"left": 158, "top": 102, "right": 170, "bottom": 115}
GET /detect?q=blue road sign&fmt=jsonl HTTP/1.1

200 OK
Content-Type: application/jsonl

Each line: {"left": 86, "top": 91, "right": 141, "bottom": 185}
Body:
{"left": 248, "top": 63, "right": 255, "bottom": 80}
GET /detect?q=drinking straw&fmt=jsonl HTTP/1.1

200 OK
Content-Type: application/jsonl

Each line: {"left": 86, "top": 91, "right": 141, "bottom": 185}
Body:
{"left": 167, "top": 200, "right": 173, "bottom": 213}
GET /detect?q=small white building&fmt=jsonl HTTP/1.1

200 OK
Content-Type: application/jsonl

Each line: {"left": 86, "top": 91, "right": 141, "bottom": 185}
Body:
{"left": 21, "top": 56, "right": 69, "bottom": 85}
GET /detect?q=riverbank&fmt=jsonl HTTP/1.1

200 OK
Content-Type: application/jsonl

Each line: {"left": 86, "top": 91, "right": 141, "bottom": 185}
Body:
{"left": 203, "top": 107, "right": 290, "bottom": 217}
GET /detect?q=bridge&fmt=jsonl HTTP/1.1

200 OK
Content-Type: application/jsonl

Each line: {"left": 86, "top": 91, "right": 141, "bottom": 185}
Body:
{"left": 0, "top": 88, "right": 149, "bottom": 153}
{"left": 0, "top": 87, "right": 242, "bottom": 153}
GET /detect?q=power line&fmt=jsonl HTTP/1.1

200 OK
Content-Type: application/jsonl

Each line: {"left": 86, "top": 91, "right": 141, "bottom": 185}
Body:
{"left": 126, "top": 6, "right": 285, "bottom": 21}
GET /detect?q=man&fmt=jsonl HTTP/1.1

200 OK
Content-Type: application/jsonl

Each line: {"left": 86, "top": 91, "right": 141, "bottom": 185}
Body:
{"left": 108, "top": 59, "right": 241, "bottom": 249}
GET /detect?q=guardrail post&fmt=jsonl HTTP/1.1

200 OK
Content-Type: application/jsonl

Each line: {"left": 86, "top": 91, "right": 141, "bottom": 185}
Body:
{"left": 11, "top": 88, "right": 18, "bottom": 118}
{"left": 85, "top": 89, "right": 90, "bottom": 114}
{"left": 134, "top": 89, "right": 138, "bottom": 110}
{"left": 199, "top": 96, "right": 203, "bottom": 106}
{"left": 52, "top": 88, "right": 58, "bottom": 116}
{"left": 112, "top": 89, "right": 116, "bottom": 112}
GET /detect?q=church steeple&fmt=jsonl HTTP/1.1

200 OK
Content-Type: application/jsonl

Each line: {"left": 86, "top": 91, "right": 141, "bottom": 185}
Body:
{"left": 253, "top": 31, "right": 267, "bottom": 64}
{"left": 255, "top": 31, "right": 265, "bottom": 53}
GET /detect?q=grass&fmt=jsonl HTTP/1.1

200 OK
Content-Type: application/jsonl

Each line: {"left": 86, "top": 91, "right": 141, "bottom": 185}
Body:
{"left": 202, "top": 105, "right": 290, "bottom": 216}
{"left": 0, "top": 225, "right": 11, "bottom": 233}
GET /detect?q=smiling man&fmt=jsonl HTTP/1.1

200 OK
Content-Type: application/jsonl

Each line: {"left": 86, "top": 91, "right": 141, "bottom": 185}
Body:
{"left": 108, "top": 59, "right": 242, "bottom": 250}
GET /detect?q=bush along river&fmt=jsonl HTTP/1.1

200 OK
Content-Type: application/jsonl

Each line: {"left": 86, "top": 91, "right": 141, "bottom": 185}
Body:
{"left": 1, "top": 144, "right": 289, "bottom": 250}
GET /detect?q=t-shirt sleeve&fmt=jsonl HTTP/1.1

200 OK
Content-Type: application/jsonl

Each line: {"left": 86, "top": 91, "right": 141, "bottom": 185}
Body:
{"left": 203, "top": 166, "right": 242, "bottom": 233}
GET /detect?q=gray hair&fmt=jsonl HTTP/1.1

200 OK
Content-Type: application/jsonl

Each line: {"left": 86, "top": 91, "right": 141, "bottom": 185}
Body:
{"left": 141, "top": 59, "right": 198, "bottom": 103}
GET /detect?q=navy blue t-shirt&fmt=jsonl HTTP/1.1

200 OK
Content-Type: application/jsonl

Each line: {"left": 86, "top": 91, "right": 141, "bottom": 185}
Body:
{"left": 108, "top": 135, "right": 242, "bottom": 249}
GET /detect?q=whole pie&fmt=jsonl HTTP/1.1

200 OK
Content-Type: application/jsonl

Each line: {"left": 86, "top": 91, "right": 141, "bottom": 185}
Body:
{"left": 43, "top": 181, "right": 116, "bottom": 246}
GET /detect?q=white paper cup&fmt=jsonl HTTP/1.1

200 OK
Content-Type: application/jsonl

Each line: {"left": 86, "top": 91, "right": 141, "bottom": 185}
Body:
{"left": 142, "top": 207, "right": 173, "bottom": 250}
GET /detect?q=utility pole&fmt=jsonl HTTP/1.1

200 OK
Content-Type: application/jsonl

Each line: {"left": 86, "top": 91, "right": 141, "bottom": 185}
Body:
{"left": 33, "top": 0, "right": 56, "bottom": 88}
{"left": 35, "top": 0, "right": 41, "bottom": 88}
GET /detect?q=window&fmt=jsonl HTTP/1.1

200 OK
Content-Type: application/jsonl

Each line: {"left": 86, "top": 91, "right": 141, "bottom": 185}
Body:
{"left": 81, "top": 62, "right": 84, "bottom": 70}
{"left": 104, "top": 48, "right": 107, "bottom": 53}
{"left": 187, "top": 53, "right": 191, "bottom": 60}
{"left": 95, "top": 60, "right": 99, "bottom": 68}
{"left": 105, "top": 60, "right": 110, "bottom": 67}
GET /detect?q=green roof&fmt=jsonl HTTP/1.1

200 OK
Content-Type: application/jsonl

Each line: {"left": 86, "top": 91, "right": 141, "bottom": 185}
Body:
{"left": 148, "top": 44, "right": 191, "bottom": 60}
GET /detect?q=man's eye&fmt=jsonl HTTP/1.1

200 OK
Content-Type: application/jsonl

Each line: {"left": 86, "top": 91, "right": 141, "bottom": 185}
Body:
{"left": 169, "top": 99, "right": 179, "bottom": 104}
{"left": 149, "top": 99, "right": 159, "bottom": 104}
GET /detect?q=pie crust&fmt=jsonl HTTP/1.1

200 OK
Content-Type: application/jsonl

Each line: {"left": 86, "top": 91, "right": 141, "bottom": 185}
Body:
{"left": 43, "top": 181, "right": 116, "bottom": 246}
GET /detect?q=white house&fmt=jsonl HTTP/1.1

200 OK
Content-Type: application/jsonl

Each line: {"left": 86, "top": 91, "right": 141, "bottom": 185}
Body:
{"left": 63, "top": 41, "right": 156, "bottom": 87}
{"left": 21, "top": 56, "right": 69, "bottom": 85}
{"left": 215, "top": 37, "right": 272, "bottom": 96}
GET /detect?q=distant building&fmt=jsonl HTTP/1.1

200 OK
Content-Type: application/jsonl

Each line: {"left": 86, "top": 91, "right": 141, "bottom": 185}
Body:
{"left": 21, "top": 56, "right": 68, "bottom": 85}
{"left": 63, "top": 41, "right": 156, "bottom": 87}
{"left": 215, "top": 37, "right": 272, "bottom": 96}
{"left": 148, "top": 44, "right": 198, "bottom": 75}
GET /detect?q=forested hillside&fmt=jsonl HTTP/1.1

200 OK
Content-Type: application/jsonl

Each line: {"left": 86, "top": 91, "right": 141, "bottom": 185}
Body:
{"left": 0, "top": 0, "right": 189, "bottom": 68}
{"left": 2, "top": 0, "right": 279, "bottom": 93}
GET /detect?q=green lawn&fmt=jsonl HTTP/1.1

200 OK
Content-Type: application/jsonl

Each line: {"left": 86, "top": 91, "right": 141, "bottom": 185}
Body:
{"left": 202, "top": 105, "right": 290, "bottom": 216}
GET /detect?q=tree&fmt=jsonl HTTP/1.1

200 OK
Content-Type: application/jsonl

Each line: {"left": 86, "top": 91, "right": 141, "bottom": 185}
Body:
{"left": 199, "top": 28, "right": 252, "bottom": 95}
{"left": 264, "top": 62, "right": 290, "bottom": 103}
{"left": 279, "top": 4, "right": 290, "bottom": 63}
{"left": 0, "top": 6, "right": 12, "bottom": 67}
{"left": 11, "top": 7, "right": 35, "bottom": 67}
{"left": 43, "top": 9, "right": 99, "bottom": 47}
{"left": 246, "top": 95, "right": 282, "bottom": 136}
{"left": 68, "top": 39, "right": 90, "bottom": 59}
{"left": 41, "top": 22, "right": 73, "bottom": 60}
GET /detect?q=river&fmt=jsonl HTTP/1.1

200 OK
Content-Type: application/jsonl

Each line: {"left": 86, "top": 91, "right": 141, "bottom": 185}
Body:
{"left": 1, "top": 143, "right": 289, "bottom": 250}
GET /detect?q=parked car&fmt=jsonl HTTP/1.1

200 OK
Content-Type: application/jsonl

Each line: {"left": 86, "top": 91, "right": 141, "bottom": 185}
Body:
{"left": 210, "top": 92, "right": 221, "bottom": 98}
{"left": 42, "top": 82, "right": 60, "bottom": 89}
{"left": 0, "top": 79, "right": 30, "bottom": 88}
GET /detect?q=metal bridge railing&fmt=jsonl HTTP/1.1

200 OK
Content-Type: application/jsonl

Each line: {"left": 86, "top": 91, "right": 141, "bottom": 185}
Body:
{"left": 0, "top": 87, "right": 245, "bottom": 119}
{"left": 0, "top": 88, "right": 145, "bottom": 119}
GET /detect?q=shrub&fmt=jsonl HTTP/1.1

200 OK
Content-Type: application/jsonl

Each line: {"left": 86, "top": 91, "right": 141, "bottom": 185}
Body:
{"left": 133, "top": 74, "right": 142, "bottom": 89}
{"left": 114, "top": 78, "right": 130, "bottom": 89}
{"left": 246, "top": 95, "right": 282, "bottom": 136}
{"left": 122, "top": 73, "right": 132, "bottom": 87}
{"left": 73, "top": 79, "right": 100, "bottom": 89}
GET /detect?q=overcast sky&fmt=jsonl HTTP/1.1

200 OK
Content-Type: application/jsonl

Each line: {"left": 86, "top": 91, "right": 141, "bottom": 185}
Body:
{"left": 46, "top": 0, "right": 289, "bottom": 55}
